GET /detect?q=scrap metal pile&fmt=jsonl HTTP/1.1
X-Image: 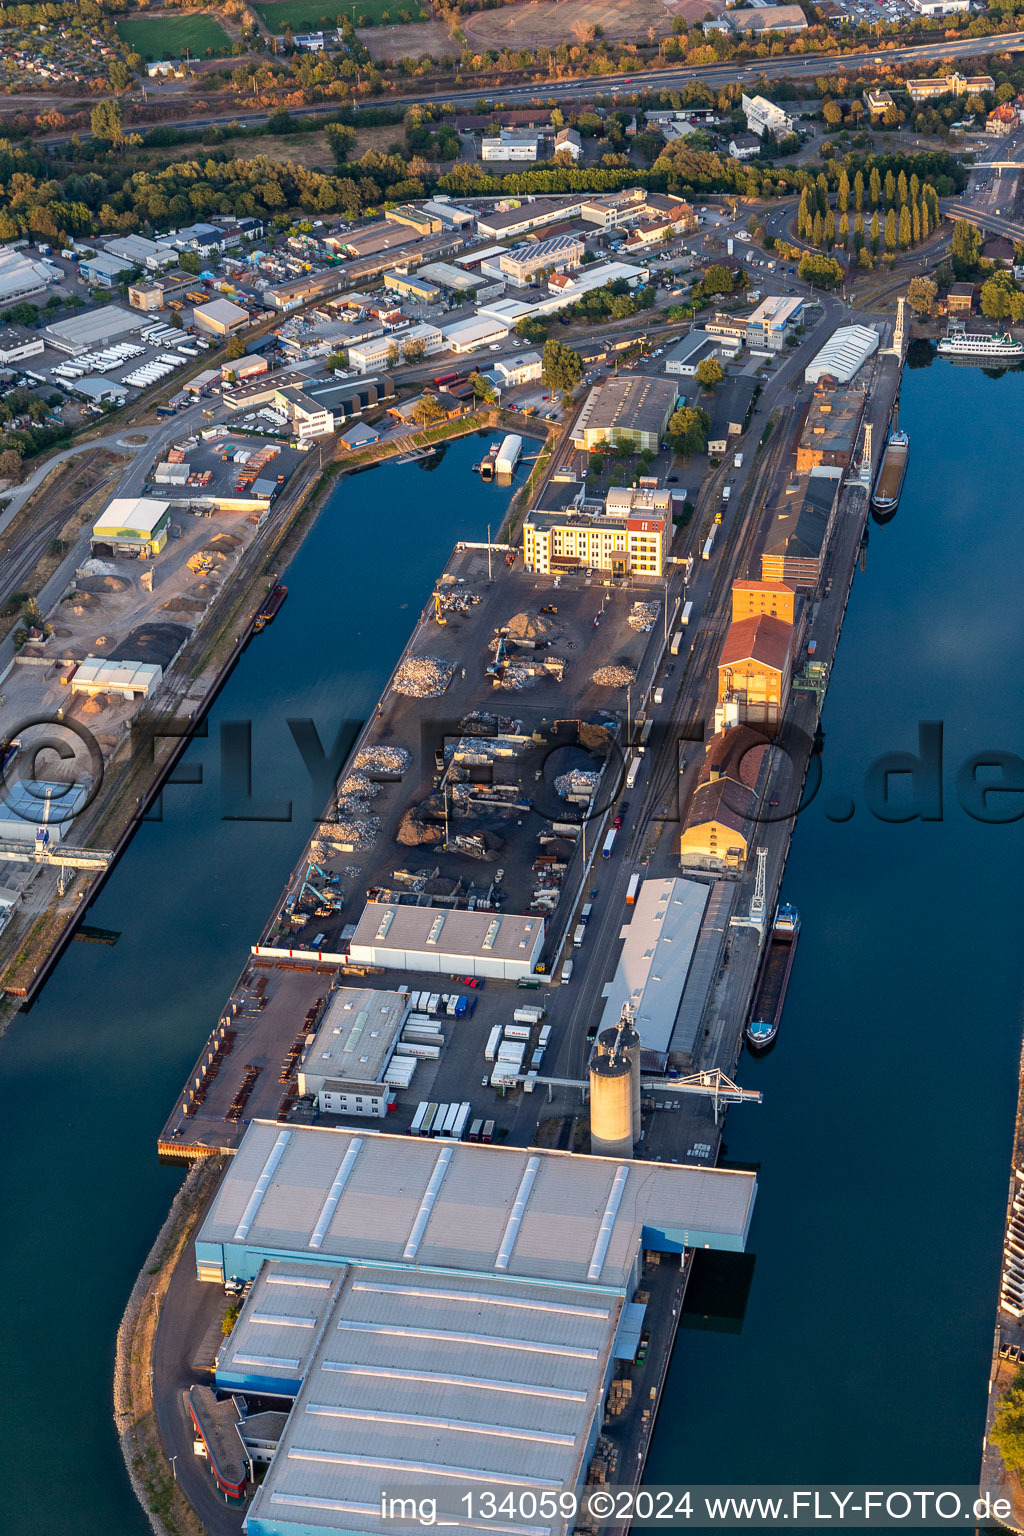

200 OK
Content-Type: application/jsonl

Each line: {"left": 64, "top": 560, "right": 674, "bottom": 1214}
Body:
{"left": 592, "top": 664, "right": 636, "bottom": 687}
{"left": 628, "top": 600, "right": 661, "bottom": 632}
{"left": 354, "top": 744, "right": 410, "bottom": 775}
{"left": 393, "top": 655, "right": 454, "bottom": 698}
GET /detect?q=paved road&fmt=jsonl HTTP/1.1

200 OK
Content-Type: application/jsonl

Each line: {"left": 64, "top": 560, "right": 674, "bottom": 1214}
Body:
{"left": 38, "top": 31, "right": 1024, "bottom": 146}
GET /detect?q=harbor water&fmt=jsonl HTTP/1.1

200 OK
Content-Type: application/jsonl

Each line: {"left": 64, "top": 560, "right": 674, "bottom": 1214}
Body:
{"left": 0, "top": 368, "right": 1021, "bottom": 1531}
{"left": 647, "top": 357, "right": 1024, "bottom": 1490}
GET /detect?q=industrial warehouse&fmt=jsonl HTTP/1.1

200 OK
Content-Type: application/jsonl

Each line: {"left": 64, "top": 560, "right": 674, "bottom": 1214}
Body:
{"left": 190, "top": 1120, "right": 757, "bottom": 1521}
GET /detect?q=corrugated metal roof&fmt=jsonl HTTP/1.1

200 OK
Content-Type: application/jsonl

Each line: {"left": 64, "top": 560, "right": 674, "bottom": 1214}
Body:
{"left": 198, "top": 1121, "right": 756, "bottom": 1285}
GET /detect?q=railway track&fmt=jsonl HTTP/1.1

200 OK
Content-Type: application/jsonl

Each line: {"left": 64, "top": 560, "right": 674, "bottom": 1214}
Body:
{"left": 0, "top": 453, "right": 122, "bottom": 607}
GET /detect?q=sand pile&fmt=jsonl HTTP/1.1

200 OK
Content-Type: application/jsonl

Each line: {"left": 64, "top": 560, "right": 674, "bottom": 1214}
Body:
{"left": 506, "top": 610, "right": 558, "bottom": 642}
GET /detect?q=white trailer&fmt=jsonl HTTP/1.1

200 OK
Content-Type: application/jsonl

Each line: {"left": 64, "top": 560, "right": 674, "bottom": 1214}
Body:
{"left": 513, "top": 1005, "right": 545, "bottom": 1025}
{"left": 485, "top": 1025, "right": 503, "bottom": 1062}
{"left": 504, "top": 1024, "right": 532, "bottom": 1041}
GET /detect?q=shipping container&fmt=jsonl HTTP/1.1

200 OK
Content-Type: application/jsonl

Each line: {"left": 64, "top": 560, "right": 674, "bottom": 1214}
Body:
{"left": 440, "top": 1103, "right": 460, "bottom": 1137}
{"left": 531, "top": 1047, "right": 545, "bottom": 1071}
{"left": 446, "top": 996, "right": 459, "bottom": 1016}
{"left": 450, "top": 1102, "right": 472, "bottom": 1141}
{"left": 484, "top": 1025, "right": 503, "bottom": 1062}
{"left": 517, "top": 977, "right": 542, "bottom": 990}
{"left": 538, "top": 1025, "right": 552, "bottom": 1048}
{"left": 504, "top": 1025, "right": 532, "bottom": 1042}
{"left": 407, "top": 1012, "right": 436, "bottom": 1027}
{"left": 573, "top": 923, "right": 586, "bottom": 948}
{"left": 420, "top": 1103, "right": 439, "bottom": 1136}
{"left": 626, "top": 873, "right": 641, "bottom": 906}
{"left": 410, "top": 1102, "right": 429, "bottom": 1135}
{"left": 681, "top": 601, "right": 694, "bottom": 626}
{"left": 513, "top": 1005, "right": 546, "bottom": 1025}
{"left": 469, "top": 1118, "right": 484, "bottom": 1142}
{"left": 602, "top": 829, "right": 617, "bottom": 858}
{"left": 427, "top": 993, "right": 441, "bottom": 1014}
{"left": 482, "top": 1119, "right": 495, "bottom": 1142}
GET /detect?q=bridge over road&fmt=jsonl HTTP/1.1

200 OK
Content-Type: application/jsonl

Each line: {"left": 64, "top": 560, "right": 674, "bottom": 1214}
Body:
{"left": 945, "top": 200, "right": 1024, "bottom": 244}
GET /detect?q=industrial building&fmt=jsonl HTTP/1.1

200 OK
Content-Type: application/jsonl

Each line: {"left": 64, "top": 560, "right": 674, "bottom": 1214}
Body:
{"left": 71, "top": 656, "right": 163, "bottom": 700}
{"left": 481, "top": 128, "right": 541, "bottom": 161}
{"left": 128, "top": 271, "right": 202, "bottom": 312}
{"left": 731, "top": 578, "right": 797, "bottom": 626}
{"left": 80, "top": 250, "right": 134, "bottom": 287}
{"left": 0, "top": 246, "right": 53, "bottom": 305}
{"left": 348, "top": 323, "right": 443, "bottom": 373}
{"left": 717, "top": 612, "right": 794, "bottom": 727}
{"left": 44, "top": 305, "right": 148, "bottom": 355}
{"left": 415, "top": 261, "right": 503, "bottom": 302}
{"left": 493, "top": 236, "right": 584, "bottom": 286}
{"left": 728, "top": 4, "right": 807, "bottom": 30}
{"left": 494, "top": 350, "right": 543, "bottom": 387}
{"left": 795, "top": 378, "right": 865, "bottom": 472}
{"left": 574, "top": 376, "right": 678, "bottom": 453}
{"left": 385, "top": 203, "right": 444, "bottom": 235}
{"left": 706, "top": 380, "right": 755, "bottom": 456}
{"left": 192, "top": 1121, "right": 756, "bottom": 1518}
{"left": 0, "top": 328, "right": 45, "bottom": 367}
{"left": 803, "top": 325, "right": 879, "bottom": 385}
{"left": 475, "top": 198, "right": 583, "bottom": 240}
{"left": 664, "top": 330, "right": 741, "bottom": 375}
{"left": 381, "top": 270, "right": 441, "bottom": 304}
{"left": 523, "top": 482, "right": 676, "bottom": 577}
{"left": 597, "top": 877, "right": 710, "bottom": 1063}
{"left": 348, "top": 904, "right": 544, "bottom": 981}
{"left": 0, "top": 779, "right": 89, "bottom": 844}
{"left": 679, "top": 725, "right": 768, "bottom": 872}
{"left": 104, "top": 233, "right": 178, "bottom": 270}
{"left": 295, "top": 985, "right": 411, "bottom": 1113}
{"left": 192, "top": 297, "right": 249, "bottom": 337}
{"left": 761, "top": 474, "right": 841, "bottom": 587}
{"left": 90, "top": 496, "right": 171, "bottom": 558}
{"left": 440, "top": 313, "right": 510, "bottom": 353}
{"left": 746, "top": 295, "right": 804, "bottom": 352}
{"left": 742, "top": 93, "right": 795, "bottom": 137}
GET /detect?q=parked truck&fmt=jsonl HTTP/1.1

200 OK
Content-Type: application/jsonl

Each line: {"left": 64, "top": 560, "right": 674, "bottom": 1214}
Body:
{"left": 573, "top": 923, "right": 586, "bottom": 948}
{"left": 484, "top": 1025, "right": 503, "bottom": 1062}
{"left": 734, "top": 452, "right": 744, "bottom": 468}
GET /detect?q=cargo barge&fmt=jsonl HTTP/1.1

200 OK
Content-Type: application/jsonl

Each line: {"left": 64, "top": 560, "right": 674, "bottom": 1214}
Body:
{"left": 745, "top": 903, "right": 800, "bottom": 1050}
{"left": 253, "top": 584, "right": 287, "bottom": 632}
{"left": 872, "top": 429, "right": 909, "bottom": 513}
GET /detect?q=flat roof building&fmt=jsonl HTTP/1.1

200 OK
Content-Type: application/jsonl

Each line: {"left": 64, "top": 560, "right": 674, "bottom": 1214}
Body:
{"left": 729, "top": 4, "right": 807, "bottom": 30}
{"left": 747, "top": 294, "right": 804, "bottom": 351}
{"left": 481, "top": 128, "right": 541, "bottom": 161}
{"left": 348, "top": 322, "right": 443, "bottom": 373}
{"left": 475, "top": 198, "right": 583, "bottom": 240}
{"left": 523, "top": 481, "right": 675, "bottom": 578}
{"left": 296, "top": 986, "right": 410, "bottom": 1101}
{"left": 91, "top": 496, "right": 171, "bottom": 557}
{"left": 72, "top": 656, "right": 163, "bottom": 699}
{"left": 742, "top": 93, "right": 795, "bottom": 138}
{"left": 440, "top": 313, "right": 510, "bottom": 353}
{"left": 193, "top": 297, "right": 249, "bottom": 337}
{"left": 348, "top": 903, "right": 545, "bottom": 980}
{"left": 0, "top": 328, "right": 45, "bottom": 366}
{"left": 575, "top": 375, "right": 678, "bottom": 453}
{"left": 664, "top": 329, "right": 741, "bottom": 375}
{"left": 497, "top": 235, "right": 584, "bottom": 286}
{"left": 45, "top": 305, "right": 148, "bottom": 355}
{"left": 0, "top": 246, "right": 52, "bottom": 305}
{"left": 597, "top": 877, "right": 711, "bottom": 1061}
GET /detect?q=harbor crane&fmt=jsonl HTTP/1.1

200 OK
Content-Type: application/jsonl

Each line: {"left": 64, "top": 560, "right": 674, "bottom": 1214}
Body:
{"left": 495, "top": 1068, "right": 762, "bottom": 1120}
{"left": 731, "top": 847, "right": 768, "bottom": 940}
{"left": 0, "top": 830, "right": 113, "bottom": 896}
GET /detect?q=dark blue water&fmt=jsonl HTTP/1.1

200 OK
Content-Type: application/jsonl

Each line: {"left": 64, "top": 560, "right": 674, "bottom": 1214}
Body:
{"left": 0, "top": 435, "right": 503, "bottom": 1536}
{"left": 647, "top": 359, "right": 1024, "bottom": 1488}
{"left": 1, "top": 371, "right": 1019, "bottom": 1530}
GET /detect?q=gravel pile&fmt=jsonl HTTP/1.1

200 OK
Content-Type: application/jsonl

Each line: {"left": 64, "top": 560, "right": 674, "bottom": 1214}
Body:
{"left": 354, "top": 745, "right": 410, "bottom": 774}
{"left": 592, "top": 665, "right": 636, "bottom": 687}
{"left": 628, "top": 600, "right": 661, "bottom": 632}
{"left": 394, "top": 655, "right": 454, "bottom": 698}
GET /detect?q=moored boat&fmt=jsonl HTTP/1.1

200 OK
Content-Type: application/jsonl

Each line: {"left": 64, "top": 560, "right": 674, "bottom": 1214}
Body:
{"left": 745, "top": 903, "right": 801, "bottom": 1050}
{"left": 872, "top": 429, "right": 909, "bottom": 512}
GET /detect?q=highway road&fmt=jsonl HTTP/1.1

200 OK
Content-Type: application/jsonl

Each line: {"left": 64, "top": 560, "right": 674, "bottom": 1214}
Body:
{"left": 41, "top": 31, "right": 1024, "bottom": 146}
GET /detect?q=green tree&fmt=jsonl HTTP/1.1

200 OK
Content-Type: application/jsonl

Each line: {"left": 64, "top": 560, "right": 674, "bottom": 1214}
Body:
{"left": 403, "top": 338, "right": 427, "bottom": 364}
{"left": 0, "top": 447, "right": 22, "bottom": 481}
{"left": 224, "top": 335, "right": 246, "bottom": 360}
{"left": 222, "top": 1303, "right": 241, "bottom": 1337}
{"left": 884, "top": 208, "right": 897, "bottom": 250}
{"left": 870, "top": 211, "right": 881, "bottom": 255}
{"left": 666, "top": 404, "right": 710, "bottom": 455}
{"left": 883, "top": 169, "right": 896, "bottom": 205}
{"left": 412, "top": 393, "right": 448, "bottom": 425}
{"left": 951, "top": 219, "right": 982, "bottom": 279}
{"left": 907, "top": 276, "right": 937, "bottom": 317}
{"left": 869, "top": 166, "right": 881, "bottom": 208}
{"left": 990, "top": 1376, "right": 1024, "bottom": 1474}
{"left": 812, "top": 210, "right": 823, "bottom": 248}
{"left": 178, "top": 252, "right": 201, "bottom": 275}
{"left": 698, "top": 264, "right": 734, "bottom": 297}
{"left": 90, "top": 99, "right": 125, "bottom": 147}
{"left": 468, "top": 370, "right": 496, "bottom": 402}
{"left": 854, "top": 170, "right": 865, "bottom": 211}
{"left": 797, "top": 253, "right": 844, "bottom": 289}
{"left": 837, "top": 168, "right": 850, "bottom": 214}
{"left": 898, "top": 205, "right": 911, "bottom": 250}
{"left": 824, "top": 210, "right": 836, "bottom": 250}
{"left": 541, "top": 339, "right": 584, "bottom": 394}
{"left": 980, "top": 274, "right": 1015, "bottom": 320}
{"left": 838, "top": 212, "right": 849, "bottom": 249}
{"left": 695, "top": 357, "right": 724, "bottom": 390}
{"left": 897, "top": 170, "right": 908, "bottom": 206}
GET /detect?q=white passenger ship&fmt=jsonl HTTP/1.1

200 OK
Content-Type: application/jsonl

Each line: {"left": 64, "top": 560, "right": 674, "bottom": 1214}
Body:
{"left": 937, "top": 322, "right": 1024, "bottom": 359}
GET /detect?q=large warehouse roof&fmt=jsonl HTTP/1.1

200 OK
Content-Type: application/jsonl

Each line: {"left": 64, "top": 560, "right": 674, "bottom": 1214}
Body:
{"left": 598, "top": 878, "right": 710, "bottom": 1056}
{"left": 348, "top": 903, "right": 544, "bottom": 980}
{"left": 196, "top": 1121, "right": 757, "bottom": 1287}
{"left": 242, "top": 1263, "right": 619, "bottom": 1535}
{"left": 803, "top": 324, "right": 880, "bottom": 384}
{"left": 44, "top": 304, "right": 147, "bottom": 353}
{"left": 93, "top": 496, "right": 170, "bottom": 538}
{"left": 216, "top": 1262, "right": 343, "bottom": 1396}
{"left": 296, "top": 986, "right": 409, "bottom": 1094}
